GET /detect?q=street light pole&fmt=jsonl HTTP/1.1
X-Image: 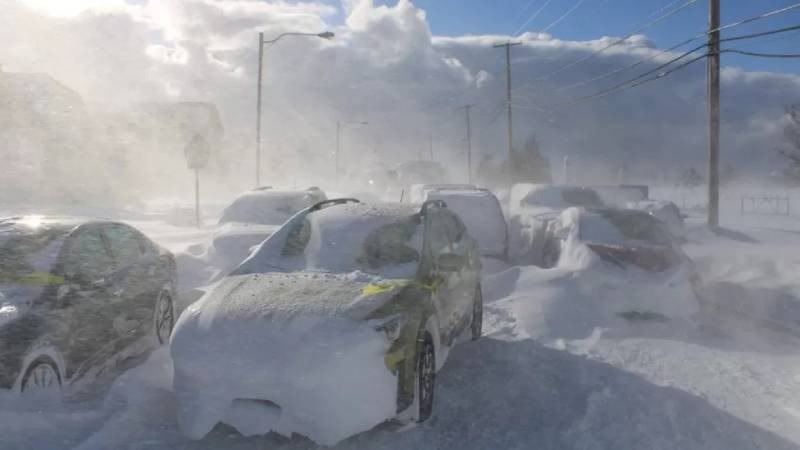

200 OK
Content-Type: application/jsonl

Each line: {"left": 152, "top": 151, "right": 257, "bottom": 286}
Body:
{"left": 255, "top": 30, "right": 334, "bottom": 188}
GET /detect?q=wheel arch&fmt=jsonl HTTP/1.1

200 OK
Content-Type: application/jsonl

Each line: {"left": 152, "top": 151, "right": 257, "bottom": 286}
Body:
{"left": 15, "top": 345, "right": 66, "bottom": 392}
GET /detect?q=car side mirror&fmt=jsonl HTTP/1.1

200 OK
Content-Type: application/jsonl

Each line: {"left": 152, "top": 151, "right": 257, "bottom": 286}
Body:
{"left": 436, "top": 253, "right": 464, "bottom": 272}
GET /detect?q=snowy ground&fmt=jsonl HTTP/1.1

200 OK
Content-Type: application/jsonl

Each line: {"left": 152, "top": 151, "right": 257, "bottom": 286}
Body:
{"left": 3, "top": 205, "right": 800, "bottom": 449}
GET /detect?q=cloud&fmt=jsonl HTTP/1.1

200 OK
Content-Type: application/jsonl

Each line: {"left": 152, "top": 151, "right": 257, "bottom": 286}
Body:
{"left": 2, "top": 0, "right": 800, "bottom": 198}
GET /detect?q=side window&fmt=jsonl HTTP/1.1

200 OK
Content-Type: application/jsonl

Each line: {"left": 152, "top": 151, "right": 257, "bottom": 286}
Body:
{"left": 64, "top": 230, "right": 114, "bottom": 281}
{"left": 282, "top": 217, "right": 312, "bottom": 256}
{"left": 103, "top": 225, "right": 144, "bottom": 267}
{"left": 427, "top": 212, "right": 453, "bottom": 257}
{"left": 444, "top": 212, "right": 467, "bottom": 245}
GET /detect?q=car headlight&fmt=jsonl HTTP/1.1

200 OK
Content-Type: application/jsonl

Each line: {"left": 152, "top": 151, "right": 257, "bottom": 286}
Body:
{"left": 372, "top": 314, "right": 407, "bottom": 342}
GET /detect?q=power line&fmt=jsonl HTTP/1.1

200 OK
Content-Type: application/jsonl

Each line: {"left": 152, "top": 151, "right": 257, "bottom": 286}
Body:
{"left": 540, "top": 0, "right": 590, "bottom": 33}
{"left": 549, "top": 51, "right": 708, "bottom": 109}
{"left": 536, "top": 20, "right": 800, "bottom": 110}
{"left": 513, "top": 0, "right": 700, "bottom": 91}
{"left": 721, "top": 48, "right": 800, "bottom": 58}
{"left": 533, "top": 5, "right": 800, "bottom": 95}
{"left": 514, "top": 0, "right": 554, "bottom": 36}
{"left": 719, "top": 23, "right": 800, "bottom": 43}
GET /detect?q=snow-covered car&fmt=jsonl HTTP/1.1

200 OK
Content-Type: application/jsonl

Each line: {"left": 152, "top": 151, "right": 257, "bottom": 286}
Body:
{"left": 626, "top": 200, "right": 686, "bottom": 240}
{"left": 211, "top": 187, "right": 327, "bottom": 269}
{"left": 170, "top": 199, "right": 483, "bottom": 444}
{"left": 507, "top": 184, "right": 604, "bottom": 266}
{"left": 0, "top": 216, "right": 176, "bottom": 402}
{"left": 421, "top": 187, "right": 508, "bottom": 261}
{"left": 543, "top": 207, "right": 699, "bottom": 320}
{"left": 406, "top": 183, "right": 478, "bottom": 204}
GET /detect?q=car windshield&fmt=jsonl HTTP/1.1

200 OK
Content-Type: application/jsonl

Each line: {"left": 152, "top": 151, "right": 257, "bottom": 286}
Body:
{"left": 581, "top": 210, "right": 672, "bottom": 247}
{"left": 219, "top": 192, "right": 316, "bottom": 225}
{"left": 239, "top": 208, "right": 423, "bottom": 277}
{"left": 0, "top": 230, "right": 64, "bottom": 282}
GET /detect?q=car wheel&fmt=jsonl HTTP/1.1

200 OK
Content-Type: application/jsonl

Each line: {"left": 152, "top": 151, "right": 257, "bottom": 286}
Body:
{"left": 20, "top": 356, "right": 62, "bottom": 403}
{"left": 471, "top": 285, "right": 483, "bottom": 341}
{"left": 416, "top": 332, "right": 435, "bottom": 423}
{"left": 154, "top": 290, "right": 175, "bottom": 345}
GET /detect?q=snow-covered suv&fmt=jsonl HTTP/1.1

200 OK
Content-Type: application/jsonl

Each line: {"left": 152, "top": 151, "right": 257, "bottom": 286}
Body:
{"left": 170, "top": 199, "right": 483, "bottom": 445}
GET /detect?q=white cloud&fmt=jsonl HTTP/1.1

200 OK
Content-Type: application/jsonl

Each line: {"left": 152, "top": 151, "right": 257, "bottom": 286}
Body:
{"left": 2, "top": 0, "right": 799, "bottom": 195}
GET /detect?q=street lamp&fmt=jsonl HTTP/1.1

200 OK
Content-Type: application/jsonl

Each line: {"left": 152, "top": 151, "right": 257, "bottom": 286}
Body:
{"left": 255, "top": 30, "right": 334, "bottom": 187}
{"left": 336, "top": 120, "right": 368, "bottom": 187}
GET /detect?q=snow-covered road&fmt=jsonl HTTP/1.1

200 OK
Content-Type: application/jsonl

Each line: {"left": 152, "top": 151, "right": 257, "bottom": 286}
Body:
{"left": 3, "top": 218, "right": 800, "bottom": 450}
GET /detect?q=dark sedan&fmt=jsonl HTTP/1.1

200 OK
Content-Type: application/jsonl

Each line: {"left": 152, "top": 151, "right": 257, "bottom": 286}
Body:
{"left": 0, "top": 216, "right": 176, "bottom": 402}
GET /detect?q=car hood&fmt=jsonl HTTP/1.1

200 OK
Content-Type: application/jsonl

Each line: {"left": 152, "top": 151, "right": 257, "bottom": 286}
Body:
{"left": 182, "top": 271, "right": 408, "bottom": 327}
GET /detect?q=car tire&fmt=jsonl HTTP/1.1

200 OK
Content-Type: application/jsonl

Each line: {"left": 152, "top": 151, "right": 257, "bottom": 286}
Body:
{"left": 154, "top": 290, "right": 175, "bottom": 345}
{"left": 471, "top": 285, "right": 483, "bottom": 341}
{"left": 415, "top": 332, "right": 435, "bottom": 423}
{"left": 20, "top": 356, "right": 62, "bottom": 401}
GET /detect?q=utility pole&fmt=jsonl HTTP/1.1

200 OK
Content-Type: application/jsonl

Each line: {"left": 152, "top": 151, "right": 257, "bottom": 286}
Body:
{"left": 256, "top": 32, "right": 264, "bottom": 187}
{"left": 457, "top": 104, "right": 474, "bottom": 183}
{"left": 707, "top": 0, "right": 720, "bottom": 227}
{"left": 335, "top": 120, "right": 341, "bottom": 187}
{"left": 429, "top": 133, "right": 434, "bottom": 160}
{"left": 194, "top": 169, "right": 200, "bottom": 227}
{"left": 493, "top": 41, "right": 521, "bottom": 179}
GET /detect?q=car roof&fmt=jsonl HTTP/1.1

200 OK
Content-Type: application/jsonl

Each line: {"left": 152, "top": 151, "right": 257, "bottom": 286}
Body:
{"left": 311, "top": 201, "right": 420, "bottom": 221}
{"left": 0, "top": 215, "right": 111, "bottom": 239}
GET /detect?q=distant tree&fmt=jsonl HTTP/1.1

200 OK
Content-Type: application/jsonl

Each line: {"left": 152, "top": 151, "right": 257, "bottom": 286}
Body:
{"left": 508, "top": 134, "right": 552, "bottom": 184}
{"left": 777, "top": 104, "right": 800, "bottom": 183}
{"left": 678, "top": 167, "right": 704, "bottom": 187}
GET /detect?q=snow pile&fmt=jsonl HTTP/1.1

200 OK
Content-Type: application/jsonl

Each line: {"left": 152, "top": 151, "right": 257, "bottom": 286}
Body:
{"left": 426, "top": 189, "right": 507, "bottom": 259}
{"left": 170, "top": 272, "right": 400, "bottom": 444}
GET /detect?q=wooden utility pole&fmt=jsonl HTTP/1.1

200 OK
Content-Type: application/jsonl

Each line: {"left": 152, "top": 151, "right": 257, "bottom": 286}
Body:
{"left": 256, "top": 32, "right": 264, "bottom": 188}
{"left": 493, "top": 41, "right": 521, "bottom": 178}
{"left": 457, "top": 104, "right": 475, "bottom": 183}
{"left": 707, "top": 0, "right": 720, "bottom": 227}
{"left": 429, "top": 133, "right": 434, "bottom": 160}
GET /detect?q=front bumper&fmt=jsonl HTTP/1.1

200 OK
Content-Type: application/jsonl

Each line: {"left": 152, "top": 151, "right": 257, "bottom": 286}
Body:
{"left": 171, "top": 313, "right": 397, "bottom": 445}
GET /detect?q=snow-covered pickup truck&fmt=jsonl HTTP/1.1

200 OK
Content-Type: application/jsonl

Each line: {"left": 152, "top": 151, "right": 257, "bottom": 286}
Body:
{"left": 170, "top": 198, "right": 483, "bottom": 445}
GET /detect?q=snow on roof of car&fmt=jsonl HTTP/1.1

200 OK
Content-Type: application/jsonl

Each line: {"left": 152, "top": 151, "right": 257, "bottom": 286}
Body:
{"left": 425, "top": 189, "right": 507, "bottom": 258}
{"left": 519, "top": 185, "right": 604, "bottom": 209}
{"left": 220, "top": 189, "right": 326, "bottom": 225}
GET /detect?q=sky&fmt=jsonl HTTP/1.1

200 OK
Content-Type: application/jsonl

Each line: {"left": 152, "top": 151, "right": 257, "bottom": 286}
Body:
{"left": 364, "top": 0, "right": 800, "bottom": 74}
{"left": 2, "top": 0, "right": 800, "bottom": 200}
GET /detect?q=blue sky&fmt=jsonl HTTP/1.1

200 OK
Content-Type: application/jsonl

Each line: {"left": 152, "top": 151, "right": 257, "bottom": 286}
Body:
{"left": 368, "top": 0, "right": 800, "bottom": 74}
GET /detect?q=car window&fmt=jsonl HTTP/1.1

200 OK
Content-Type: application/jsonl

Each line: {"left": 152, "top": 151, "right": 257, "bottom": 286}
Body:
{"left": 426, "top": 211, "right": 453, "bottom": 256}
{"left": 103, "top": 224, "right": 144, "bottom": 266}
{"left": 64, "top": 230, "right": 114, "bottom": 280}
{"left": 358, "top": 219, "right": 420, "bottom": 270}
{"left": 562, "top": 188, "right": 604, "bottom": 208}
